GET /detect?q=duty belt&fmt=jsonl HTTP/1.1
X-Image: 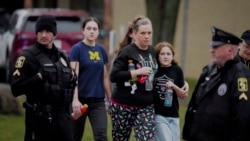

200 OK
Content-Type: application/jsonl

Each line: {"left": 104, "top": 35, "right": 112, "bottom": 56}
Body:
{"left": 23, "top": 102, "right": 68, "bottom": 114}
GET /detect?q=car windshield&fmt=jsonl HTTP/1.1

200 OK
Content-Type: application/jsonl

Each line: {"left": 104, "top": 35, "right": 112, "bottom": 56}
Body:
{"left": 23, "top": 16, "right": 82, "bottom": 33}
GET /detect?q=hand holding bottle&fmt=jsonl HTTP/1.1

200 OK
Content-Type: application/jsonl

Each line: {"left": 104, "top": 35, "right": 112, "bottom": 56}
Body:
{"left": 71, "top": 104, "right": 88, "bottom": 120}
{"left": 139, "top": 67, "right": 152, "bottom": 75}
{"left": 136, "top": 64, "right": 152, "bottom": 84}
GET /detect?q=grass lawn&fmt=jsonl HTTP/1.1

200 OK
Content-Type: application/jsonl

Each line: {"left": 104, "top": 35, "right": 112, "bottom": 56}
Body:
{"left": 0, "top": 106, "right": 188, "bottom": 141}
{"left": 0, "top": 78, "right": 196, "bottom": 141}
{"left": 0, "top": 114, "right": 123, "bottom": 141}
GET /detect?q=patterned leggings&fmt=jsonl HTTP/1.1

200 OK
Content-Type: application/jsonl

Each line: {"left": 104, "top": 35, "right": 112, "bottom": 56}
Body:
{"left": 109, "top": 102, "right": 155, "bottom": 141}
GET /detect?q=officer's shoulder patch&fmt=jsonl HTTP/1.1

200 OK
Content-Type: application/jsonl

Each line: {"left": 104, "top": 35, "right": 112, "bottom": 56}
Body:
{"left": 239, "top": 92, "right": 248, "bottom": 101}
{"left": 13, "top": 69, "right": 20, "bottom": 77}
{"left": 238, "top": 77, "right": 248, "bottom": 92}
{"left": 15, "top": 56, "right": 25, "bottom": 68}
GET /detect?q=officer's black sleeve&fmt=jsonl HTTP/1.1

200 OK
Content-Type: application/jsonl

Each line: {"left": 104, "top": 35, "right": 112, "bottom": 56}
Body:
{"left": 182, "top": 65, "right": 210, "bottom": 140}
{"left": 10, "top": 52, "right": 43, "bottom": 97}
{"left": 230, "top": 75, "right": 250, "bottom": 141}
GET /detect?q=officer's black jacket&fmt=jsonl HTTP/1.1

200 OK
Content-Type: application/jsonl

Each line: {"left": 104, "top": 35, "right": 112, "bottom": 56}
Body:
{"left": 10, "top": 42, "right": 73, "bottom": 104}
{"left": 183, "top": 59, "right": 250, "bottom": 141}
{"left": 10, "top": 42, "right": 75, "bottom": 141}
{"left": 235, "top": 52, "right": 250, "bottom": 69}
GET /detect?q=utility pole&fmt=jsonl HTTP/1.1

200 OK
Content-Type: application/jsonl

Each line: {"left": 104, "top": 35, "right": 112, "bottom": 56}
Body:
{"left": 180, "top": 0, "right": 189, "bottom": 71}
{"left": 103, "top": 0, "right": 112, "bottom": 53}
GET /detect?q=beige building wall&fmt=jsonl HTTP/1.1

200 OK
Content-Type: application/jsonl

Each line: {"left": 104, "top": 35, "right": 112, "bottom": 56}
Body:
{"left": 57, "top": 0, "right": 250, "bottom": 79}
{"left": 175, "top": 0, "right": 250, "bottom": 79}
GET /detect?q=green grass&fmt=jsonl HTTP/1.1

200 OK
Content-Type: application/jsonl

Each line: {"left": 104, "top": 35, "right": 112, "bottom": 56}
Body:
{"left": 0, "top": 78, "right": 197, "bottom": 141}
{"left": 0, "top": 114, "right": 24, "bottom": 141}
{"left": 0, "top": 113, "right": 131, "bottom": 141}
{"left": 1, "top": 107, "right": 192, "bottom": 141}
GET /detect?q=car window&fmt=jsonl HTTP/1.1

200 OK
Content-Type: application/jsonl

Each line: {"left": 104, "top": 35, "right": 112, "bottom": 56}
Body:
{"left": 23, "top": 16, "right": 82, "bottom": 33}
{"left": 23, "top": 16, "right": 37, "bottom": 32}
{"left": 57, "top": 17, "right": 82, "bottom": 33}
{"left": 8, "top": 14, "right": 18, "bottom": 33}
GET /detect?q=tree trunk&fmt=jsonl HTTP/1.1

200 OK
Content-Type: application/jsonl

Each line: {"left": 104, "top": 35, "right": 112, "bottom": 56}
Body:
{"left": 103, "top": 0, "right": 113, "bottom": 71}
{"left": 146, "top": 0, "right": 180, "bottom": 45}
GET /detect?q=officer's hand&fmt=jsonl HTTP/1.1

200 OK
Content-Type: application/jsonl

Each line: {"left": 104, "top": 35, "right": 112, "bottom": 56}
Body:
{"left": 37, "top": 72, "right": 42, "bottom": 80}
{"left": 37, "top": 68, "right": 47, "bottom": 80}
{"left": 37, "top": 68, "right": 44, "bottom": 80}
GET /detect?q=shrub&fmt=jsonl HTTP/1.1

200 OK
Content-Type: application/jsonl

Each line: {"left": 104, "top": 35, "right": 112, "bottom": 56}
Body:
{"left": 0, "top": 84, "right": 22, "bottom": 115}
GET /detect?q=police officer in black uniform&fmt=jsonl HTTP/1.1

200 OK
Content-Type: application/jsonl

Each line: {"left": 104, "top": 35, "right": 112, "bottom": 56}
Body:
{"left": 10, "top": 15, "right": 76, "bottom": 141}
{"left": 236, "top": 30, "right": 250, "bottom": 68}
{"left": 182, "top": 27, "right": 250, "bottom": 141}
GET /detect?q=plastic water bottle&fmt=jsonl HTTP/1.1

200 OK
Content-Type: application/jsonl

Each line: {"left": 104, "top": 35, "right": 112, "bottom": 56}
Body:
{"left": 145, "top": 75, "right": 153, "bottom": 91}
{"left": 164, "top": 89, "right": 173, "bottom": 107}
{"left": 71, "top": 104, "right": 88, "bottom": 120}
{"left": 145, "top": 68, "right": 154, "bottom": 91}
{"left": 128, "top": 60, "right": 137, "bottom": 82}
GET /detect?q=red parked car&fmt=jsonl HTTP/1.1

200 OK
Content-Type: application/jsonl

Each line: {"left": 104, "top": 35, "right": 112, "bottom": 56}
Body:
{"left": 2, "top": 8, "right": 88, "bottom": 82}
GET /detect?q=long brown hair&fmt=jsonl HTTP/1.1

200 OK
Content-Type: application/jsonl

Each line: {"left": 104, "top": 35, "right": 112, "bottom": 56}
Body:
{"left": 155, "top": 42, "right": 178, "bottom": 66}
{"left": 113, "top": 15, "right": 148, "bottom": 54}
{"left": 81, "top": 17, "right": 100, "bottom": 29}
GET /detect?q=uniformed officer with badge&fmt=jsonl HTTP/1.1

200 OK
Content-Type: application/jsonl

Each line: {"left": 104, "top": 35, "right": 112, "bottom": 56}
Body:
{"left": 182, "top": 27, "right": 250, "bottom": 141}
{"left": 236, "top": 29, "right": 250, "bottom": 68}
{"left": 10, "top": 15, "right": 76, "bottom": 141}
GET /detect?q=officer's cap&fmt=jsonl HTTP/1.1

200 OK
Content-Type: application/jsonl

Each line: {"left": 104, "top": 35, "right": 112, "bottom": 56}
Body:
{"left": 241, "top": 30, "right": 250, "bottom": 45}
{"left": 35, "top": 15, "right": 57, "bottom": 35}
{"left": 210, "top": 26, "right": 241, "bottom": 48}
